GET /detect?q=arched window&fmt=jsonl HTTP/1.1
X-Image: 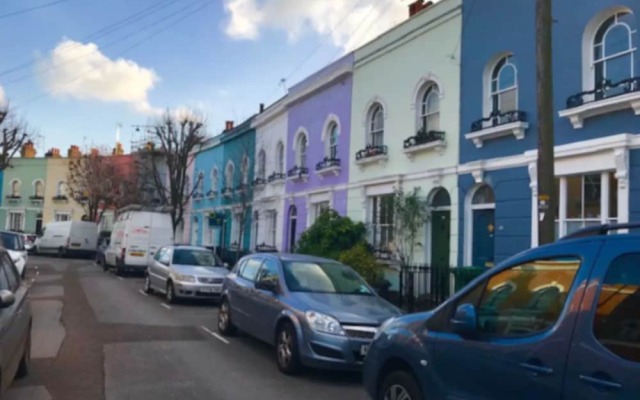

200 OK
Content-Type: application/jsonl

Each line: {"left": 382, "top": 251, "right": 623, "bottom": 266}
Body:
{"left": 11, "top": 180, "right": 21, "bottom": 197}
{"left": 276, "top": 141, "right": 285, "bottom": 174}
{"left": 593, "top": 11, "right": 637, "bottom": 86}
{"left": 225, "top": 162, "right": 234, "bottom": 189}
{"left": 241, "top": 155, "right": 249, "bottom": 185}
{"left": 326, "top": 122, "right": 339, "bottom": 159}
{"left": 197, "top": 171, "right": 204, "bottom": 193}
{"left": 430, "top": 187, "right": 451, "bottom": 208}
{"left": 57, "top": 181, "right": 67, "bottom": 196}
{"left": 211, "top": 168, "right": 219, "bottom": 191}
{"left": 472, "top": 184, "right": 496, "bottom": 205}
{"left": 34, "top": 180, "right": 44, "bottom": 197}
{"left": 368, "top": 104, "right": 384, "bottom": 147}
{"left": 420, "top": 85, "right": 440, "bottom": 132}
{"left": 296, "top": 132, "right": 307, "bottom": 167}
{"left": 491, "top": 55, "right": 518, "bottom": 115}
{"left": 257, "top": 150, "right": 266, "bottom": 179}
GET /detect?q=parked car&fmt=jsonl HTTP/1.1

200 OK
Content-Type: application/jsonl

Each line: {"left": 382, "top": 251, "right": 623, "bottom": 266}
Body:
{"left": 105, "top": 208, "right": 173, "bottom": 275}
{"left": 143, "top": 245, "right": 229, "bottom": 303}
{"left": 363, "top": 223, "right": 640, "bottom": 400}
{"left": 35, "top": 221, "right": 98, "bottom": 258}
{"left": 0, "top": 231, "right": 28, "bottom": 278}
{"left": 218, "top": 253, "right": 402, "bottom": 374}
{"left": 0, "top": 246, "right": 32, "bottom": 396}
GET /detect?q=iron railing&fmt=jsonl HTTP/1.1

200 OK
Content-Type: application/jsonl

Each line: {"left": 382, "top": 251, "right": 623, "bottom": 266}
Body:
{"left": 255, "top": 243, "right": 278, "bottom": 253}
{"left": 253, "top": 177, "right": 267, "bottom": 186}
{"left": 268, "top": 172, "right": 286, "bottom": 182}
{"left": 287, "top": 166, "right": 309, "bottom": 178}
{"left": 471, "top": 110, "right": 527, "bottom": 132}
{"left": 403, "top": 129, "right": 445, "bottom": 149}
{"left": 316, "top": 157, "right": 341, "bottom": 171}
{"left": 355, "top": 145, "right": 388, "bottom": 161}
{"left": 566, "top": 77, "right": 640, "bottom": 109}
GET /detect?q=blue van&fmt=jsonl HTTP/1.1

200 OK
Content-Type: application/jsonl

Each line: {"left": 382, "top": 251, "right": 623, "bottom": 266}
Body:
{"left": 363, "top": 224, "right": 640, "bottom": 400}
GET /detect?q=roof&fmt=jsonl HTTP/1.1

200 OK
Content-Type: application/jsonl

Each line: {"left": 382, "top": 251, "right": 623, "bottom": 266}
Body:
{"left": 254, "top": 253, "right": 339, "bottom": 264}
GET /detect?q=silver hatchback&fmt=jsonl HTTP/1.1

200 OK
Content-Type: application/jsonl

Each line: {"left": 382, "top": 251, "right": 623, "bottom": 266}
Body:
{"left": 143, "top": 245, "right": 229, "bottom": 303}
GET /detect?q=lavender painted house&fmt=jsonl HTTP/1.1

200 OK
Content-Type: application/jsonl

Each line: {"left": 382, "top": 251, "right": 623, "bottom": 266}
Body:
{"left": 283, "top": 54, "right": 354, "bottom": 251}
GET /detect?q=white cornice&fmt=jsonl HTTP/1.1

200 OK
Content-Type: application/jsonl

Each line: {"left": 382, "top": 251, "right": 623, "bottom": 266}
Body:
{"left": 285, "top": 63, "right": 353, "bottom": 107}
{"left": 253, "top": 97, "right": 288, "bottom": 128}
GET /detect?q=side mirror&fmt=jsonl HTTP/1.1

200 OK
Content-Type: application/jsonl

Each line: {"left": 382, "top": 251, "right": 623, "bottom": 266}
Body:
{"left": 0, "top": 290, "right": 15, "bottom": 308}
{"left": 451, "top": 303, "right": 478, "bottom": 338}
{"left": 255, "top": 279, "right": 278, "bottom": 293}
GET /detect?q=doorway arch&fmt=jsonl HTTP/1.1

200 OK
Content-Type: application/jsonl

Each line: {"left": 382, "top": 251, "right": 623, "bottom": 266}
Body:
{"left": 287, "top": 205, "right": 297, "bottom": 252}
{"left": 427, "top": 187, "right": 451, "bottom": 268}
{"left": 466, "top": 184, "right": 496, "bottom": 267}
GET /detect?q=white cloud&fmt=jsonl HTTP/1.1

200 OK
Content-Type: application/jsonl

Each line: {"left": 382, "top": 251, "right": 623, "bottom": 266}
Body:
{"left": 222, "top": 0, "right": 409, "bottom": 52}
{"left": 37, "top": 39, "right": 160, "bottom": 115}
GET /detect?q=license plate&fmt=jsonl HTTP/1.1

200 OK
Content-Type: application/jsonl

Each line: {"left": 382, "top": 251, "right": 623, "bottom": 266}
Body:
{"left": 130, "top": 251, "right": 145, "bottom": 256}
{"left": 71, "top": 243, "right": 81, "bottom": 247}
{"left": 199, "top": 287, "right": 221, "bottom": 293}
{"left": 360, "top": 344, "right": 370, "bottom": 356}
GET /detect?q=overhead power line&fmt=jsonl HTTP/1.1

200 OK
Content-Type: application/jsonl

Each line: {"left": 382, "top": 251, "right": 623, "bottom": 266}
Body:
{"left": 0, "top": 0, "right": 72, "bottom": 20}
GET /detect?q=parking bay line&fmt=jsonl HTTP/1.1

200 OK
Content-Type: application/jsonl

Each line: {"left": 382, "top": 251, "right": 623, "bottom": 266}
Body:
{"left": 161, "top": 303, "right": 172, "bottom": 310}
{"left": 138, "top": 290, "right": 148, "bottom": 296}
{"left": 201, "top": 326, "right": 229, "bottom": 344}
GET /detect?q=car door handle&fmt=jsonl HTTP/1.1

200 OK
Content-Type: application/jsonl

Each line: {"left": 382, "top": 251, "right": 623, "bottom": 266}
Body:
{"left": 519, "top": 362, "right": 554, "bottom": 376}
{"left": 579, "top": 374, "right": 622, "bottom": 390}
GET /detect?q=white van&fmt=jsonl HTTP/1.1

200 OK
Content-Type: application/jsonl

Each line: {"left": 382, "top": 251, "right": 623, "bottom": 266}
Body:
{"left": 35, "top": 221, "right": 99, "bottom": 258}
{"left": 104, "top": 206, "right": 173, "bottom": 275}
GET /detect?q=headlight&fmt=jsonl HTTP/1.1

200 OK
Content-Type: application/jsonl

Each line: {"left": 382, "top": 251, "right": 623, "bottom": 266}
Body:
{"left": 373, "top": 317, "right": 395, "bottom": 341}
{"left": 173, "top": 274, "right": 195, "bottom": 283}
{"left": 305, "top": 311, "right": 345, "bottom": 336}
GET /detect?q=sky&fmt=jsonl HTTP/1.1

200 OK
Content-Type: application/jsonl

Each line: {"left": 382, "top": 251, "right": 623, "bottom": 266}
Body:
{"left": 0, "top": 0, "right": 411, "bottom": 155}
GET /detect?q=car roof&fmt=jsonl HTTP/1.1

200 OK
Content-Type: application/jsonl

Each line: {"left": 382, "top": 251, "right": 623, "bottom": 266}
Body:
{"left": 169, "top": 244, "right": 213, "bottom": 251}
{"left": 0, "top": 230, "right": 20, "bottom": 236}
{"left": 254, "top": 253, "right": 339, "bottom": 264}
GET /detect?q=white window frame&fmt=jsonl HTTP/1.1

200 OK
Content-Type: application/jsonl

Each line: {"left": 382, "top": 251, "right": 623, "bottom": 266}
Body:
{"left": 251, "top": 211, "right": 259, "bottom": 249}
{"left": 368, "top": 104, "right": 385, "bottom": 147}
{"left": 211, "top": 168, "right": 219, "bottom": 192}
{"left": 225, "top": 161, "right": 235, "bottom": 189}
{"left": 197, "top": 171, "right": 204, "bottom": 193}
{"left": 257, "top": 150, "right": 266, "bottom": 180}
{"left": 231, "top": 213, "right": 243, "bottom": 248}
{"left": 592, "top": 11, "right": 636, "bottom": 87}
{"left": 294, "top": 130, "right": 308, "bottom": 168}
{"left": 490, "top": 55, "right": 518, "bottom": 116}
{"left": 268, "top": 210, "right": 277, "bottom": 247}
{"left": 7, "top": 211, "right": 24, "bottom": 231}
{"left": 10, "top": 179, "right": 21, "bottom": 197}
{"left": 322, "top": 115, "right": 341, "bottom": 159}
{"left": 54, "top": 212, "right": 72, "bottom": 222}
{"left": 241, "top": 155, "right": 249, "bottom": 185}
{"left": 276, "top": 141, "right": 285, "bottom": 174}
{"left": 57, "top": 181, "right": 66, "bottom": 196}
{"left": 418, "top": 84, "right": 441, "bottom": 132}
{"left": 33, "top": 179, "right": 45, "bottom": 197}
{"left": 369, "top": 194, "right": 394, "bottom": 251}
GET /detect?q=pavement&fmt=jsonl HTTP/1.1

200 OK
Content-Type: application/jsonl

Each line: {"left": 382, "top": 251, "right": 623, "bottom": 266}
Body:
{"left": 6, "top": 256, "right": 368, "bottom": 400}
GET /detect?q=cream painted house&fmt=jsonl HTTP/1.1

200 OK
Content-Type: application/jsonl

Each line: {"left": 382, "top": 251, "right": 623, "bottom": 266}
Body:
{"left": 347, "top": 0, "right": 462, "bottom": 267}
{"left": 43, "top": 156, "right": 85, "bottom": 224}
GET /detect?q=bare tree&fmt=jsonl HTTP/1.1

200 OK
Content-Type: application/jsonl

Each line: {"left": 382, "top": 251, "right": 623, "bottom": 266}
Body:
{"left": 67, "top": 148, "right": 121, "bottom": 222}
{"left": 0, "top": 104, "right": 35, "bottom": 170}
{"left": 144, "top": 110, "right": 207, "bottom": 236}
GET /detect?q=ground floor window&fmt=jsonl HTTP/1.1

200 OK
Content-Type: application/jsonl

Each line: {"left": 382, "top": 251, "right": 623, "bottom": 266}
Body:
{"left": 555, "top": 171, "right": 617, "bottom": 238}
{"left": 54, "top": 212, "right": 71, "bottom": 222}
{"left": 8, "top": 212, "right": 23, "bottom": 231}
{"left": 203, "top": 221, "right": 213, "bottom": 246}
{"left": 268, "top": 210, "right": 277, "bottom": 247}
{"left": 231, "top": 213, "right": 243, "bottom": 249}
{"left": 191, "top": 218, "right": 199, "bottom": 245}
{"left": 370, "top": 194, "right": 394, "bottom": 251}
{"left": 311, "top": 201, "right": 330, "bottom": 225}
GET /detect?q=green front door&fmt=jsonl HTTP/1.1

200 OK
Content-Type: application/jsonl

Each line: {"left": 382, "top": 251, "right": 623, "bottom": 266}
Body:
{"left": 431, "top": 210, "right": 451, "bottom": 299}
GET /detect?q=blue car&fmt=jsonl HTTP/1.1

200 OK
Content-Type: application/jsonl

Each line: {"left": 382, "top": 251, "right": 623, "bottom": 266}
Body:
{"left": 217, "top": 253, "right": 402, "bottom": 374}
{"left": 364, "top": 223, "right": 640, "bottom": 400}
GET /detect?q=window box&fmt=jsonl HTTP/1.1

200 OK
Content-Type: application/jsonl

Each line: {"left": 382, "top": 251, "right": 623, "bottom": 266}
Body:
{"left": 5, "top": 195, "right": 21, "bottom": 204}
{"left": 315, "top": 157, "right": 341, "bottom": 177}
{"left": 373, "top": 248, "right": 394, "bottom": 261}
{"left": 268, "top": 172, "right": 286, "bottom": 184}
{"left": 52, "top": 195, "right": 68, "bottom": 202}
{"left": 255, "top": 243, "right": 278, "bottom": 253}
{"left": 206, "top": 190, "right": 217, "bottom": 199}
{"left": 403, "top": 129, "right": 446, "bottom": 159}
{"left": 466, "top": 110, "right": 528, "bottom": 148}
{"left": 192, "top": 192, "right": 204, "bottom": 201}
{"left": 253, "top": 177, "right": 267, "bottom": 189}
{"left": 287, "top": 166, "right": 309, "bottom": 182}
{"left": 355, "top": 145, "right": 388, "bottom": 167}
{"left": 559, "top": 77, "right": 640, "bottom": 129}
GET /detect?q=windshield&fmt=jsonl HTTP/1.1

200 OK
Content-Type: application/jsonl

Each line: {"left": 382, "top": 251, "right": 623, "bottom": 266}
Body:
{"left": 172, "top": 249, "right": 223, "bottom": 267}
{"left": 0, "top": 232, "right": 23, "bottom": 251}
{"left": 282, "top": 261, "right": 373, "bottom": 295}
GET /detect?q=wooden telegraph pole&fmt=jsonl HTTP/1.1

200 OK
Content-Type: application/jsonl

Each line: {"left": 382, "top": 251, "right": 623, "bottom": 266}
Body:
{"left": 536, "top": 0, "right": 556, "bottom": 245}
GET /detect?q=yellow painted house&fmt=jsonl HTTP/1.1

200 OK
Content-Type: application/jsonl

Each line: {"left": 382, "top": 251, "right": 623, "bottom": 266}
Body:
{"left": 42, "top": 147, "right": 86, "bottom": 224}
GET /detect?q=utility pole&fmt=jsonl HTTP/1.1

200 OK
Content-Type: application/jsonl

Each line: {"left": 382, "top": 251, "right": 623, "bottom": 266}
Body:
{"left": 536, "top": 0, "right": 556, "bottom": 245}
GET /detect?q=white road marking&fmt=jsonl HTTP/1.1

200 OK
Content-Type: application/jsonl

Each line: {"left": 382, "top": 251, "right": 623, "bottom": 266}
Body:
{"left": 138, "top": 290, "right": 148, "bottom": 296}
{"left": 161, "top": 303, "right": 172, "bottom": 310}
{"left": 201, "top": 325, "right": 229, "bottom": 344}
{"left": 117, "top": 277, "right": 124, "bottom": 281}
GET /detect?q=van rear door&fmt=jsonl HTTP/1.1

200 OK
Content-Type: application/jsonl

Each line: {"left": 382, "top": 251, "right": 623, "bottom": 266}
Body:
{"left": 125, "top": 213, "right": 152, "bottom": 265}
{"left": 148, "top": 213, "right": 172, "bottom": 261}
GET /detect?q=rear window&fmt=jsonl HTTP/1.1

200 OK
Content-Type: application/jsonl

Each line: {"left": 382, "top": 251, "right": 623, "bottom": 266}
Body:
{"left": 0, "top": 233, "right": 22, "bottom": 251}
{"left": 172, "top": 249, "right": 222, "bottom": 267}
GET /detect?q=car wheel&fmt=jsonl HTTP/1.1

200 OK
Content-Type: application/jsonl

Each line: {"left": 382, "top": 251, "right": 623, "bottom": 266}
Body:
{"left": 57, "top": 247, "right": 66, "bottom": 258}
{"left": 378, "top": 371, "right": 423, "bottom": 400}
{"left": 143, "top": 273, "right": 154, "bottom": 294}
{"left": 276, "top": 322, "right": 301, "bottom": 375}
{"left": 15, "top": 330, "right": 31, "bottom": 379}
{"left": 217, "top": 298, "right": 237, "bottom": 336}
{"left": 165, "top": 281, "right": 176, "bottom": 304}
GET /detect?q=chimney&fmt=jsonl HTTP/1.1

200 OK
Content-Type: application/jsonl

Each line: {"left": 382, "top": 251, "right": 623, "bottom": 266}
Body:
{"left": 408, "top": 0, "right": 432, "bottom": 17}
{"left": 67, "top": 145, "right": 82, "bottom": 158}
{"left": 45, "top": 148, "right": 61, "bottom": 158}
{"left": 225, "top": 120, "right": 234, "bottom": 131}
{"left": 113, "top": 142, "right": 124, "bottom": 156}
{"left": 21, "top": 140, "right": 36, "bottom": 158}
{"left": 259, "top": 103, "right": 265, "bottom": 113}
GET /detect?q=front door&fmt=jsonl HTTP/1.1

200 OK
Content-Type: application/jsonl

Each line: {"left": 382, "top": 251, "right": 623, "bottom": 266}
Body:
{"left": 563, "top": 240, "right": 640, "bottom": 399}
{"left": 288, "top": 217, "right": 297, "bottom": 252}
{"left": 472, "top": 209, "right": 495, "bottom": 267}
{"left": 35, "top": 215, "right": 43, "bottom": 236}
{"left": 431, "top": 210, "right": 451, "bottom": 299}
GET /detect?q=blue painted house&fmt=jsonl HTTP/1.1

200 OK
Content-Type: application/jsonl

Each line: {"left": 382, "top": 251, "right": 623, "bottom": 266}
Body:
{"left": 458, "top": 0, "right": 640, "bottom": 267}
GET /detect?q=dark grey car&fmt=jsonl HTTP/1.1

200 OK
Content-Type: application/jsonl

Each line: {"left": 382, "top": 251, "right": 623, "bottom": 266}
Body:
{"left": 217, "top": 253, "right": 402, "bottom": 374}
{"left": 0, "top": 247, "right": 31, "bottom": 396}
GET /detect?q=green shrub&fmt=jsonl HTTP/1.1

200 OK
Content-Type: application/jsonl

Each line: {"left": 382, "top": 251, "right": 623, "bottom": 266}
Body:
{"left": 295, "top": 209, "right": 367, "bottom": 260}
{"left": 339, "top": 243, "right": 384, "bottom": 286}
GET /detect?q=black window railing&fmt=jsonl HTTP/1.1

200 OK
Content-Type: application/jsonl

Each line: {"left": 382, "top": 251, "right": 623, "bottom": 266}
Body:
{"left": 470, "top": 110, "right": 527, "bottom": 132}
{"left": 29, "top": 195, "right": 44, "bottom": 200}
{"left": 52, "top": 195, "right": 67, "bottom": 201}
{"left": 287, "top": 166, "right": 309, "bottom": 178}
{"left": 268, "top": 172, "right": 286, "bottom": 182}
{"left": 403, "top": 129, "right": 445, "bottom": 149}
{"left": 253, "top": 177, "right": 267, "bottom": 186}
{"left": 315, "top": 157, "right": 341, "bottom": 171}
{"left": 566, "top": 77, "right": 640, "bottom": 109}
{"left": 255, "top": 243, "right": 278, "bottom": 253}
{"left": 206, "top": 189, "right": 217, "bottom": 197}
{"left": 6, "top": 195, "right": 21, "bottom": 200}
{"left": 355, "top": 145, "right": 388, "bottom": 161}
{"left": 192, "top": 192, "right": 204, "bottom": 199}
{"left": 221, "top": 187, "right": 233, "bottom": 196}
{"left": 235, "top": 183, "right": 249, "bottom": 192}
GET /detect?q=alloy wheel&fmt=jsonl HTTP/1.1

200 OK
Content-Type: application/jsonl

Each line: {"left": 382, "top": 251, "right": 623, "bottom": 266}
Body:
{"left": 218, "top": 302, "right": 229, "bottom": 330}
{"left": 166, "top": 282, "right": 174, "bottom": 303}
{"left": 277, "top": 329, "right": 292, "bottom": 368}
{"left": 384, "top": 385, "right": 412, "bottom": 400}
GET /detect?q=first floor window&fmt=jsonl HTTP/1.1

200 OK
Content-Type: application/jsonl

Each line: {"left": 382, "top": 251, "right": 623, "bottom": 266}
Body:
{"left": 555, "top": 171, "right": 618, "bottom": 238}
{"left": 370, "top": 194, "right": 394, "bottom": 250}
{"left": 8, "top": 212, "right": 23, "bottom": 231}
{"left": 55, "top": 212, "right": 71, "bottom": 222}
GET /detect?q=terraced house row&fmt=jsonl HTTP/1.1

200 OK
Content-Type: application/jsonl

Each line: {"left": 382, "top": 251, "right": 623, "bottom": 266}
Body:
{"left": 188, "top": 0, "right": 640, "bottom": 270}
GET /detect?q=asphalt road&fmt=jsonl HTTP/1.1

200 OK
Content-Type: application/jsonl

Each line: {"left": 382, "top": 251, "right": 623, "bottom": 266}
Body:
{"left": 7, "top": 256, "right": 368, "bottom": 400}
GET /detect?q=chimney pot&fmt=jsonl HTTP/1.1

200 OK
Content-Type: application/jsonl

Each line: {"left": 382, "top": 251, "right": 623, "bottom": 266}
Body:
{"left": 225, "top": 120, "right": 234, "bottom": 131}
{"left": 408, "top": 0, "right": 431, "bottom": 17}
{"left": 259, "top": 103, "right": 265, "bottom": 113}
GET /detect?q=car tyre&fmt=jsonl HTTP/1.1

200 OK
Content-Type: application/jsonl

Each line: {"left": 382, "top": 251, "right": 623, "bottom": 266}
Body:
{"left": 276, "top": 322, "right": 302, "bottom": 375}
{"left": 217, "top": 298, "right": 237, "bottom": 336}
{"left": 165, "top": 281, "right": 176, "bottom": 304}
{"left": 378, "top": 370, "right": 423, "bottom": 400}
{"left": 143, "top": 273, "right": 154, "bottom": 294}
{"left": 15, "top": 329, "right": 31, "bottom": 379}
{"left": 57, "top": 247, "right": 66, "bottom": 258}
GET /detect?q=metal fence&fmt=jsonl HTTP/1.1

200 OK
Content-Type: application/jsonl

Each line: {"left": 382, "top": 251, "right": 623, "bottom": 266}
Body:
{"left": 381, "top": 265, "right": 487, "bottom": 313}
